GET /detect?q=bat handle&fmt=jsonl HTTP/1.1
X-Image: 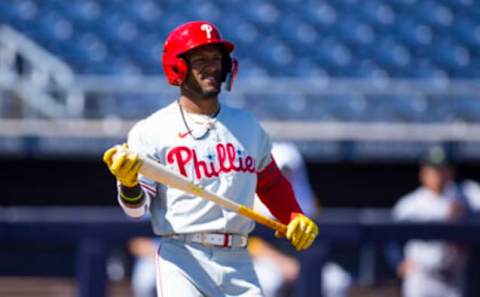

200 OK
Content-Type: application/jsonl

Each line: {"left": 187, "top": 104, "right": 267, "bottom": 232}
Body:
{"left": 238, "top": 205, "right": 288, "bottom": 235}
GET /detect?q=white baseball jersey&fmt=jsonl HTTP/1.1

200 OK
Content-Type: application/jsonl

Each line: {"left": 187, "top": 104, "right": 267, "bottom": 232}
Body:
{"left": 392, "top": 183, "right": 466, "bottom": 297}
{"left": 118, "top": 101, "right": 272, "bottom": 236}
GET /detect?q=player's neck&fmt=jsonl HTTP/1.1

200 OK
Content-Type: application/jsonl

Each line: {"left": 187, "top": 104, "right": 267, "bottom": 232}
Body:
{"left": 424, "top": 183, "right": 445, "bottom": 196}
{"left": 178, "top": 95, "right": 220, "bottom": 115}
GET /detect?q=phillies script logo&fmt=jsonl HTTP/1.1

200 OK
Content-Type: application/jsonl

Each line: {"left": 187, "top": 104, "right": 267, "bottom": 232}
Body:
{"left": 166, "top": 143, "right": 255, "bottom": 179}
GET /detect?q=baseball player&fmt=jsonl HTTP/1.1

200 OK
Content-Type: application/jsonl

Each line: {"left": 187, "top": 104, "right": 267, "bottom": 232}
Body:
{"left": 103, "top": 21, "right": 319, "bottom": 297}
{"left": 392, "top": 147, "right": 468, "bottom": 297}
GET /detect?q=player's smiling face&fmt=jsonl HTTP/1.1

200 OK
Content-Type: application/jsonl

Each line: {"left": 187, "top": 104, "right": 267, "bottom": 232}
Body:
{"left": 184, "top": 44, "right": 224, "bottom": 98}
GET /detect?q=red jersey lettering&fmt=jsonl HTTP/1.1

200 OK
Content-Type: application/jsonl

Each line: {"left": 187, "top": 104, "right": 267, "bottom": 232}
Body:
{"left": 166, "top": 143, "right": 255, "bottom": 179}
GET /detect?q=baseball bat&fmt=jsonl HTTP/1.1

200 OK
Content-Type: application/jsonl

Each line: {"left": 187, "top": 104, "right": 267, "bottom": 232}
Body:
{"left": 137, "top": 153, "right": 288, "bottom": 235}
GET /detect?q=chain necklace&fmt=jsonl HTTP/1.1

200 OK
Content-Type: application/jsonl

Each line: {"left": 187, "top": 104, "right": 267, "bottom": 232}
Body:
{"left": 185, "top": 109, "right": 218, "bottom": 128}
{"left": 178, "top": 100, "right": 221, "bottom": 140}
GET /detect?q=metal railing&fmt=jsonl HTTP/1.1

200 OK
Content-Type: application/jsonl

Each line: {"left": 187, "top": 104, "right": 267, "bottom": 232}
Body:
{"left": 0, "top": 25, "right": 84, "bottom": 118}
{"left": 1, "top": 77, "right": 480, "bottom": 139}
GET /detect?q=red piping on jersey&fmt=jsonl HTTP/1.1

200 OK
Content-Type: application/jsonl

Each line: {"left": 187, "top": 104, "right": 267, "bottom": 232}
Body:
{"left": 140, "top": 182, "right": 157, "bottom": 195}
{"left": 256, "top": 157, "right": 303, "bottom": 224}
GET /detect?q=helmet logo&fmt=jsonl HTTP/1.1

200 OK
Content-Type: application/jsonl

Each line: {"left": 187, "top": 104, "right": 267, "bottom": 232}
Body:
{"left": 200, "top": 24, "right": 213, "bottom": 39}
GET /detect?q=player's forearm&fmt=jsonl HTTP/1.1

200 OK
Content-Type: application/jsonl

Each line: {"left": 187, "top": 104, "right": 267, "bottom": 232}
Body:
{"left": 117, "top": 184, "right": 149, "bottom": 218}
{"left": 256, "top": 159, "right": 303, "bottom": 224}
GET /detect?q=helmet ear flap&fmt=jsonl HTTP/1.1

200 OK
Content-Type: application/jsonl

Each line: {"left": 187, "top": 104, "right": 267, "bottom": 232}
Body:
{"left": 224, "top": 58, "right": 238, "bottom": 91}
{"left": 221, "top": 54, "right": 232, "bottom": 83}
{"left": 163, "top": 55, "right": 189, "bottom": 86}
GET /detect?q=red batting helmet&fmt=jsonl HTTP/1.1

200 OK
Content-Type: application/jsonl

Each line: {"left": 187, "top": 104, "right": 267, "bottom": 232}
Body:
{"left": 162, "top": 21, "right": 238, "bottom": 90}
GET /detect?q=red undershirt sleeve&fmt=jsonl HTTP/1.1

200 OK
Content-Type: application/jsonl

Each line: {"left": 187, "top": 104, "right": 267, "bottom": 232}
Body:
{"left": 256, "top": 158, "right": 304, "bottom": 224}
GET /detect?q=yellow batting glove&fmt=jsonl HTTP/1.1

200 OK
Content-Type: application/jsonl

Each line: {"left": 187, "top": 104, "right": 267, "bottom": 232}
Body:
{"left": 285, "top": 213, "right": 319, "bottom": 251}
{"left": 103, "top": 144, "right": 143, "bottom": 187}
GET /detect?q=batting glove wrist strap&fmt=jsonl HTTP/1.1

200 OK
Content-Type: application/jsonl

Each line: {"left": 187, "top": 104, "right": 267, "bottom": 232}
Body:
{"left": 119, "top": 188, "right": 144, "bottom": 203}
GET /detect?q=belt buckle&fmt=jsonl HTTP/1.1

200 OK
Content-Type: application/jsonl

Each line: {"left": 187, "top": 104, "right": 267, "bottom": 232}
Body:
{"left": 200, "top": 233, "right": 215, "bottom": 248}
{"left": 201, "top": 233, "right": 232, "bottom": 248}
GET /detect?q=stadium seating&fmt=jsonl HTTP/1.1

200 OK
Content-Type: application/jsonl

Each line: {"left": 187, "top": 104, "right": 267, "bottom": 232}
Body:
{"left": 0, "top": 0, "right": 477, "bottom": 78}
{"left": 0, "top": 0, "right": 479, "bottom": 123}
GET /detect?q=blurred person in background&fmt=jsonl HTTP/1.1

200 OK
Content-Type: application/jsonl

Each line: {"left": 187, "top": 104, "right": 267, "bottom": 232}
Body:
{"left": 128, "top": 236, "right": 158, "bottom": 297}
{"left": 458, "top": 179, "right": 480, "bottom": 297}
{"left": 460, "top": 179, "right": 480, "bottom": 216}
{"left": 391, "top": 147, "right": 470, "bottom": 297}
{"left": 251, "top": 142, "right": 351, "bottom": 297}
{"left": 127, "top": 212, "right": 159, "bottom": 297}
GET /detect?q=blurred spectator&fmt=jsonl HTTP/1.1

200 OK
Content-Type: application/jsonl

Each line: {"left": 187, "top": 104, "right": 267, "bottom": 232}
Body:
{"left": 251, "top": 142, "right": 351, "bottom": 297}
{"left": 251, "top": 142, "right": 317, "bottom": 297}
{"left": 460, "top": 179, "right": 480, "bottom": 216}
{"left": 128, "top": 236, "right": 158, "bottom": 297}
{"left": 253, "top": 142, "right": 319, "bottom": 218}
{"left": 459, "top": 179, "right": 480, "bottom": 297}
{"left": 248, "top": 236, "right": 300, "bottom": 297}
{"left": 391, "top": 147, "right": 469, "bottom": 297}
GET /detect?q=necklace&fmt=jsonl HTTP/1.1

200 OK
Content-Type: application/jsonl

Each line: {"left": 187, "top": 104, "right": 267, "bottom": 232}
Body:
{"left": 185, "top": 109, "right": 218, "bottom": 128}
{"left": 178, "top": 100, "right": 221, "bottom": 140}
